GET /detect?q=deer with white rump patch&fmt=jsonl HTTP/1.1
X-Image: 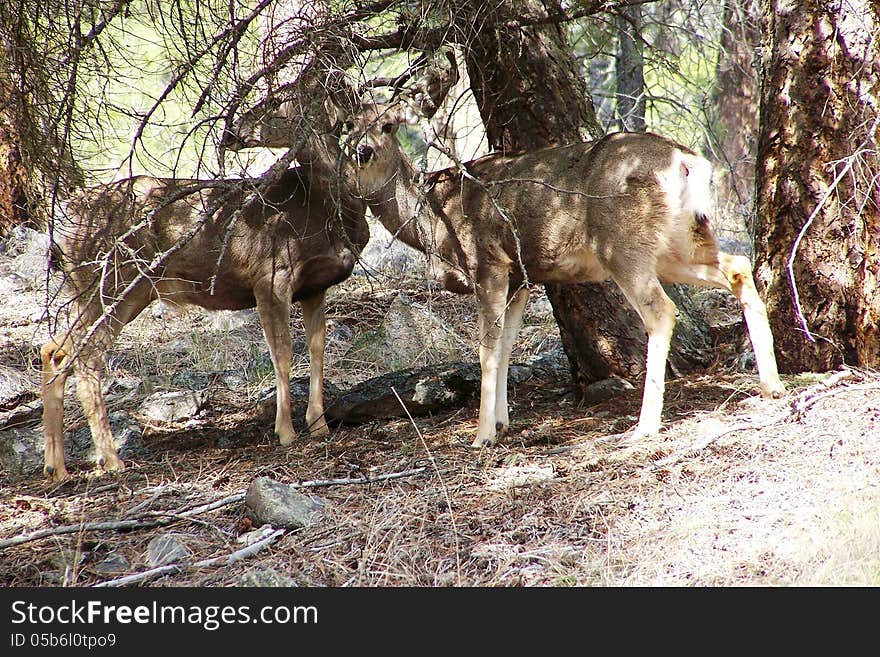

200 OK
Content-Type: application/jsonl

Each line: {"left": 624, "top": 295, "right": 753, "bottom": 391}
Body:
{"left": 41, "top": 168, "right": 367, "bottom": 480}
{"left": 338, "top": 99, "right": 785, "bottom": 447}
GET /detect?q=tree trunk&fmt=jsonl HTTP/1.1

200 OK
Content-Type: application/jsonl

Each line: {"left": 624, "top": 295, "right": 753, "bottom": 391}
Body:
{"left": 616, "top": 4, "right": 646, "bottom": 132}
{"left": 0, "top": 72, "right": 31, "bottom": 236}
{"left": 709, "top": 0, "right": 761, "bottom": 237}
{"left": 459, "top": 0, "right": 712, "bottom": 396}
{"left": 755, "top": 0, "right": 880, "bottom": 371}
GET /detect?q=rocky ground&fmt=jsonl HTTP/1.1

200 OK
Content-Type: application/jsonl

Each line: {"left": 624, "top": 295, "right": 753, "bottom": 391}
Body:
{"left": 1, "top": 225, "right": 878, "bottom": 587}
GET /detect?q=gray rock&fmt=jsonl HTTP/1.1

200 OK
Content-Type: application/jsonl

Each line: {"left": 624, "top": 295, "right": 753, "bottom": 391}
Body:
{"left": 0, "top": 409, "right": 147, "bottom": 477}
{"left": 354, "top": 220, "right": 425, "bottom": 277}
{"left": 525, "top": 294, "right": 554, "bottom": 319}
{"left": 147, "top": 534, "right": 190, "bottom": 567}
{"left": 138, "top": 390, "right": 207, "bottom": 423}
{"left": 379, "top": 292, "right": 466, "bottom": 368}
{"left": 71, "top": 411, "right": 148, "bottom": 462}
{"left": 583, "top": 377, "right": 635, "bottom": 404}
{"left": 0, "top": 425, "right": 44, "bottom": 476}
{"left": 245, "top": 476, "right": 326, "bottom": 529}
{"left": 0, "top": 365, "right": 35, "bottom": 409}
{"left": 0, "top": 227, "right": 49, "bottom": 291}
{"left": 527, "top": 346, "right": 570, "bottom": 380}
{"left": 325, "top": 361, "right": 530, "bottom": 423}
{"left": 94, "top": 553, "right": 130, "bottom": 574}
{"left": 239, "top": 567, "right": 298, "bottom": 587}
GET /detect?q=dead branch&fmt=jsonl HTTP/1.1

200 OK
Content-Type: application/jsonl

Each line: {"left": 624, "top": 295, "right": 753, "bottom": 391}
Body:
{"left": 649, "top": 370, "right": 875, "bottom": 470}
{"left": 92, "top": 528, "right": 286, "bottom": 588}
{"left": 0, "top": 468, "right": 427, "bottom": 549}
{"left": 0, "top": 492, "right": 246, "bottom": 549}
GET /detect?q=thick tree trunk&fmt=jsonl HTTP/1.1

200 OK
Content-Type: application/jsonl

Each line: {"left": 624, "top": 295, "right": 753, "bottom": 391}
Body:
{"left": 709, "top": 0, "right": 761, "bottom": 235}
{"left": 755, "top": 0, "right": 880, "bottom": 371}
{"left": 0, "top": 72, "right": 30, "bottom": 236}
{"left": 459, "top": 0, "right": 712, "bottom": 396}
{"left": 616, "top": 4, "right": 646, "bottom": 132}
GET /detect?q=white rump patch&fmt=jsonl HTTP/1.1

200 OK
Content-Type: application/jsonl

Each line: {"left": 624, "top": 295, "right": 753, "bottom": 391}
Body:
{"left": 656, "top": 150, "right": 714, "bottom": 219}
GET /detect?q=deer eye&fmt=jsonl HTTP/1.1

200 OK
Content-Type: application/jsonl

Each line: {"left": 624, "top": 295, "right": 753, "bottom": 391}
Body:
{"left": 381, "top": 122, "right": 396, "bottom": 134}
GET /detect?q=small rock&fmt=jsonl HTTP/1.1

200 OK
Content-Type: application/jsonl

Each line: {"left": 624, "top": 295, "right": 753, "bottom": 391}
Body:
{"left": 380, "top": 292, "right": 466, "bottom": 368}
{"left": 0, "top": 425, "right": 44, "bottom": 475}
{"left": 245, "top": 476, "right": 326, "bottom": 529}
{"left": 72, "top": 411, "right": 148, "bottom": 462}
{"left": 0, "top": 365, "right": 35, "bottom": 408}
{"left": 94, "top": 553, "right": 129, "bottom": 574}
{"left": 354, "top": 221, "right": 426, "bottom": 277}
{"left": 239, "top": 567, "right": 298, "bottom": 587}
{"left": 138, "top": 390, "right": 207, "bottom": 423}
{"left": 147, "top": 534, "right": 190, "bottom": 567}
{"left": 583, "top": 377, "right": 634, "bottom": 404}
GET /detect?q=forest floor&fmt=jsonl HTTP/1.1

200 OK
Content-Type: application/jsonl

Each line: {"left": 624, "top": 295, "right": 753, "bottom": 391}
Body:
{"left": 1, "top": 237, "right": 879, "bottom": 588}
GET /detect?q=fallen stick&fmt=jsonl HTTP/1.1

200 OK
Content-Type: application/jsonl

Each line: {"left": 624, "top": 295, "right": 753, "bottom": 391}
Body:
{"left": 0, "top": 492, "right": 246, "bottom": 549}
{"left": 650, "top": 374, "right": 877, "bottom": 471}
{"left": 92, "top": 528, "right": 286, "bottom": 587}
{"left": 1, "top": 467, "right": 426, "bottom": 549}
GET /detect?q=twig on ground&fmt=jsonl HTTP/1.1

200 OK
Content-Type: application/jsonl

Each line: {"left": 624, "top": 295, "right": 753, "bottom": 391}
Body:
{"left": 92, "top": 528, "right": 286, "bottom": 587}
{"left": 1, "top": 468, "right": 428, "bottom": 549}
{"left": 0, "top": 492, "right": 246, "bottom": 549}
{"left": 650, "top": 370, "right": 872, "bottom": 470}
{"left": 391, "top": 386, "right": 461, "bottom": 585}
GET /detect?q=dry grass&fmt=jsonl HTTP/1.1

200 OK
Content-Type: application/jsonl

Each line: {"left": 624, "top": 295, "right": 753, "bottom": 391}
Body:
{"left": 1, "top": 252, "right": 879, "bottom": 588}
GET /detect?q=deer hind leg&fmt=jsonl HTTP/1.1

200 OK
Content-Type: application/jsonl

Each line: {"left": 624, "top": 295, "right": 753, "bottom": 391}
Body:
{"left": 41, "top": 337, "right": 72, "bottom": 481}
{"left": 300, "top": 292, "right": 329, "bottom": 436}
{"left": 615, "top": 275, "right": 678, "bottom": 439}
{"left": 494, "top": 286, "right": 529, "bottom": 440}
{"left": 472, "top": 277, "right": 510, "bottom": 448}
{"left": 255, "top": 286, "right": 296, "bottom": 446}
{"left": 719, "top": 253, "right": 785, "bottom": 398}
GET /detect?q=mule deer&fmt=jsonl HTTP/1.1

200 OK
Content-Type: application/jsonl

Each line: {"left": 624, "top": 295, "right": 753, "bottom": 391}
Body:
{"left": 339, "top": 101, "right": 785, "bottom": 447}
{"left": 41, "top": 167, "right": 367, "bottom": 480}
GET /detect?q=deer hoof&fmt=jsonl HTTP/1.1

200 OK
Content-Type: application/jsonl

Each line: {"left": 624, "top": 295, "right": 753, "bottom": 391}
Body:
{"left": 470, "top": 435, "right": 496, "bottom": 448}
{"left": 308, "top": 421, "right": 330, "bottom": 437}
{"left": 761, "top": 380, "right": 786, "bottom": 399}
{"left": 277, "top": 432, "right": 297, "bottom": 447}
{"left": 99, "top": 455, "right": 125, "bottom": 472}
{"left": 44, "top": 464, "right": 70, "bottom": 482}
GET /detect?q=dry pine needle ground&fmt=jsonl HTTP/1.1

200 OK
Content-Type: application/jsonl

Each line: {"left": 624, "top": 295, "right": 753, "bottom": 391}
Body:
{"left": 1, "top": 267, "right": 879, "bottom": 587}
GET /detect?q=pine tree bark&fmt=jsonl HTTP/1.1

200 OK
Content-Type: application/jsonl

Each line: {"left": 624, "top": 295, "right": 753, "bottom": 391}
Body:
{"left": 458, "top": 0, "right": 712, "bottom": 395}
{"left": 755, "top": 0, "right": 880, "bottom": 371}
{"left": 709, "top": 0, "right": 761, "bottom": 229}
{"left": 616, "top": 4, "right": 646, "bottom": 132}
{"left": 0, "top": 71, "right": 30, "bottom": 236}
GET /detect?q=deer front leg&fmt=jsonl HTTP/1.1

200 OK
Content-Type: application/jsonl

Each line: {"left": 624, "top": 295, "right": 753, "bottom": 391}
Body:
{"left": 41, "top": 338, "right": 72, "bottom": 481}
{"left": 299, "top": 292, "right": 329, "bottom": 436}
{"left": 255, "top": 287, "right": 296, "bottom": 446}
{"left": 75, "top": 352, "right": 125, "bottom": 473}
{"left": 720, "top": 253, "right": 785, "bottom": 399}
{"left": 472, "top": 278, "right": 510, "bottom": 448}
{"left": 494, "top": 287, "right": 529, "bottom": 440}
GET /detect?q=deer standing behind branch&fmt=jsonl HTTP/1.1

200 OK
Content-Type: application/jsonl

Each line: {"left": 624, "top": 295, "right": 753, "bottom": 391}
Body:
{"left": 41, "top": 167, "right": 367, "bottom": 481}
{"left": 337, "top": 99, "right": 785, "bottom": 447}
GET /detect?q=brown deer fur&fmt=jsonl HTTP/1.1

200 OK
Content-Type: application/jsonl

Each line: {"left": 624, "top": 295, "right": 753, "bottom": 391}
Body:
{"left": 41, "top": 167, "right": 367, "bottom": 480}
{"left": 341, "top": 102, "right": 785, "bottom": 447}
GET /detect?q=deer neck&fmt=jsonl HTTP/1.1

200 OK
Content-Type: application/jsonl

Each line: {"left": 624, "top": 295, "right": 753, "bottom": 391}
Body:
{"left": 362, "top": 151, "right": 434, "bottom": 254}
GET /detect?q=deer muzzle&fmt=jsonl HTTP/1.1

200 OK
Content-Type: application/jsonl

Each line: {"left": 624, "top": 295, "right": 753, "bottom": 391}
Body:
{"left": 355, "top": 144, "right": 374, "bottom": 164}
